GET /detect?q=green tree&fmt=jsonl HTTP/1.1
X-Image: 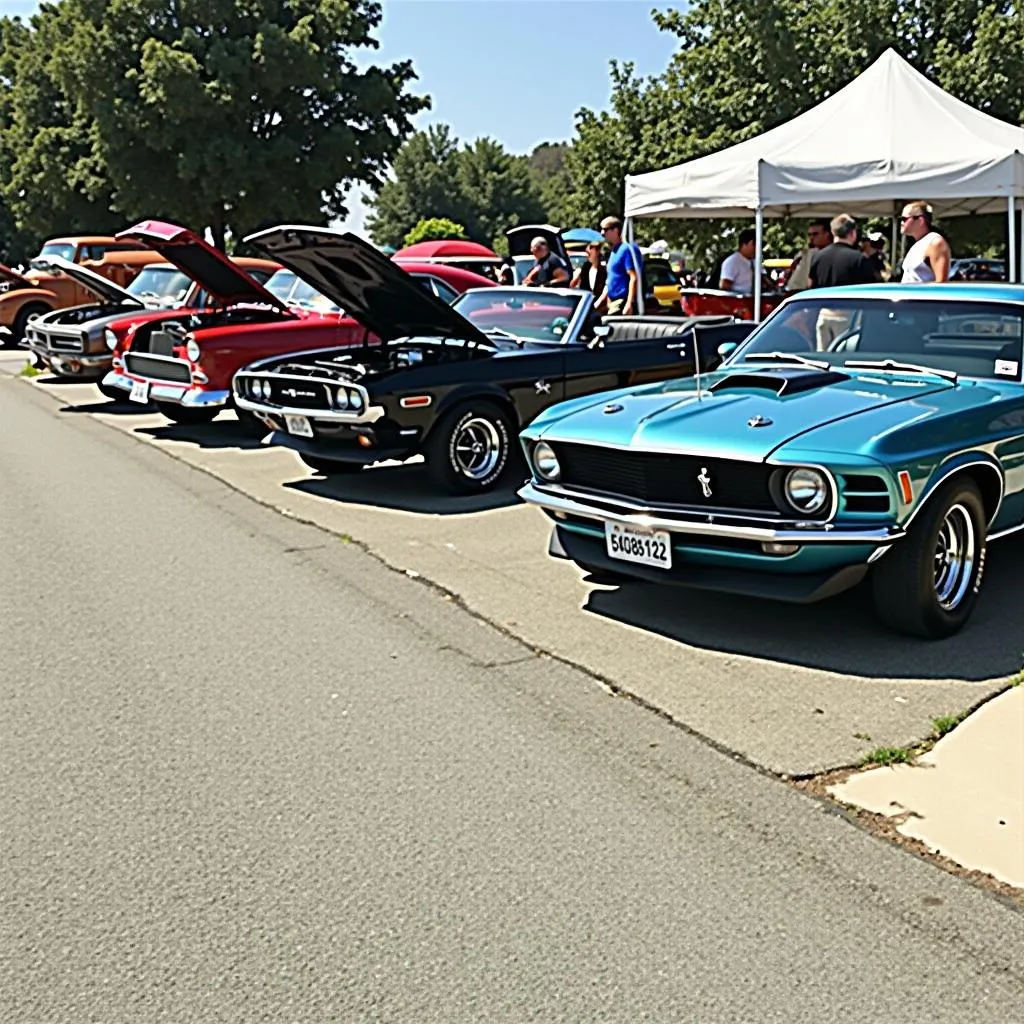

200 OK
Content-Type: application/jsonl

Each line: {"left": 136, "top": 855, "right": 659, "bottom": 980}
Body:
{"left": 43, "top": 0, "right": 428, "bottom": 249}
{"left": 0, "top": 8, "right": 119, "bottom": 249}
{"left": 403, "top": 217, "right": 468, "bottom": 247}
{"left": 366, "top": 126, "right": 546, "bottom": 251}
{"left": 528, "top": 141, "right": 571, "bottom": 224}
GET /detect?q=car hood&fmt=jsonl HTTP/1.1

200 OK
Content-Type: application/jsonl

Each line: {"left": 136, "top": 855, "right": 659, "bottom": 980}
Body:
{"left": 531, "top": 365, "right": 957, "bottom": 462}
{"left": 244, "top": 226, "right": 491, "bottom": 345}
{"left": 116, "top": 220, "right": 289, "bottom": 312}
{"left": 0, "top": 262, "right": 34, "bottom": 289}
{"left": 26, "top": 254, "right": 144, "bottom": 306}
{"left": 506, "top": 224, "right": 570, "bottom": 265}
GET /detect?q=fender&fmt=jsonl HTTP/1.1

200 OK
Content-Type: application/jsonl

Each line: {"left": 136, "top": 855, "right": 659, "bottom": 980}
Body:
{"left": 904, "top": 452, "right": 1004, "bottom": 531}
{"left": 427, "top": 382, "right": 516, "bottom": 438}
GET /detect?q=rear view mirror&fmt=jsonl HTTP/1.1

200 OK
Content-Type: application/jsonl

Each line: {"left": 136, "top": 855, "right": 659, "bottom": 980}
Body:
{"left": 717, "top": 341, "right": 738, "bottom": 359}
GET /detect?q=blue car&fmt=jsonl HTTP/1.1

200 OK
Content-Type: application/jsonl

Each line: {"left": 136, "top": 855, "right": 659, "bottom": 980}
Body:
{"left": 518, "top": 283, "right": 1024, "bottom": 638}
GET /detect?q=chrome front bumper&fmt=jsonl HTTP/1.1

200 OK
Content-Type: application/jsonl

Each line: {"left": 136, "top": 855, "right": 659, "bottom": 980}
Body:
{"left": 233, "top": 393, "right": 385, "bottom": 424}
{"left": 29, "top": 347, "right": 112, "bottom": 374}
{"left": 518, "top": 481, "right": 904, "bottom": 546}
{"left": 102, "top": 370, "right": 230, "bottom": 408}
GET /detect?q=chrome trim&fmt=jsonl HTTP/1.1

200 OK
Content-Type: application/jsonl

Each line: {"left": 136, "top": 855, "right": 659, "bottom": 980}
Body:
{"left": 48, "top": 352, "right": 111, "bottom": 370}
{"left": 234, "top": 393, "right": 384, "bottom": 423}
{"left": 519, "top": 481, "right": 901, "bottom": 545}
{"left": 988, "top": 521, "right": 1024, "bottom": 540}
{"left": 101, "top": 370, "right": 230, "bottom": 407}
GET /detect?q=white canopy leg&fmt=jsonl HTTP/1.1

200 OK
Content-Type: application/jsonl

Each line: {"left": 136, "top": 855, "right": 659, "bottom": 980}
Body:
{"left": 1008, "top": 196, "right": 1017, "bottom": 283}
{"left": 753, "top": 207, "right": 764, "bottom": 323}
{"left": 890, "top": 211, "right": 899, "bottom": 279}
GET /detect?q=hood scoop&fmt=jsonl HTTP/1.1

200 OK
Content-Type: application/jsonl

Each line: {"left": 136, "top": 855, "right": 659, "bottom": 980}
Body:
{"left": 710, "top": 366, "right": 849, "bottom": 397}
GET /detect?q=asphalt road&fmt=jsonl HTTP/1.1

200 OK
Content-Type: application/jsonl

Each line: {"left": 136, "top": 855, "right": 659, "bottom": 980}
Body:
{"left": 2, "top": 376, "right": 1023, "bottom": 1022}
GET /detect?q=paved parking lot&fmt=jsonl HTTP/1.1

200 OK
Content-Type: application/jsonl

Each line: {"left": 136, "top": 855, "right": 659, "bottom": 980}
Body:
{"left": 6, "top": 352, "right": 1021, "bottom": 775}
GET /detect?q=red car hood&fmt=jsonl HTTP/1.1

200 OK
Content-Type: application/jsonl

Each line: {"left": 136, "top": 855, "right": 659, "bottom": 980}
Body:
{"left": 116, "top": 220, "right": 291, "bottom": 313}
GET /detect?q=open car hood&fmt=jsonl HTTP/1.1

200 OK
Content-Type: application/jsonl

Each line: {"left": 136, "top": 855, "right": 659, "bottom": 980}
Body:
{"left": 0, "top": 262, "right": 34, "bottom": 289}
{"left": 116, "top": 220, "right": 289, "bottom": 312}
{"left": 244, "top": 226, "right": 491, "bottom": 345}
{"left": 27, "top": 254, "right": 144, "bottom": 306}
{"left": 506, "top": 224, "right": 570, "bottom": 265}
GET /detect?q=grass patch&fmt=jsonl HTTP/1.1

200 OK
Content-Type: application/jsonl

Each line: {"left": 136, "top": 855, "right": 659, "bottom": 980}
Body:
{"left": 860, "top": 745, "right": 914, "bottom": 767}
{"left": 931, "top": 711, "right": 968, "bottom": 740}
{"left": 1010, "top": 670, "right": 1024, "bottom": 687}
{"left": 18, "top": 361, "right": 41, "bottom": 378}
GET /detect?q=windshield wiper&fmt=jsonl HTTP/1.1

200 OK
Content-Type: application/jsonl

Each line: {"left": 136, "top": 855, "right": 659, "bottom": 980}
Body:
{"left": 484, "top": 326, "right": 524, "bottom": 346}
{"left": 743, "top": 352, "right": 830, "bottom": 370}
{"left": 844, "top": 359, "right": 958, "bottom": 383}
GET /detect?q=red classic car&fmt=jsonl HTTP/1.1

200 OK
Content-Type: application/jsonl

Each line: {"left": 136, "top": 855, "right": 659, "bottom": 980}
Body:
{"left": 101, "top": 221, "right": 495, "bottom": 425}
{"left": 676, "top": 288, "right": 785, "bottom": 321}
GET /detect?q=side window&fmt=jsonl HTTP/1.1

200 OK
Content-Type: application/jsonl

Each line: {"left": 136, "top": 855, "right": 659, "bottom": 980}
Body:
{"left": 82, "top": 245, "right": 108, "bottom": 261}
{"left": 430, "top": 278, "right": 458, "bottom": 305}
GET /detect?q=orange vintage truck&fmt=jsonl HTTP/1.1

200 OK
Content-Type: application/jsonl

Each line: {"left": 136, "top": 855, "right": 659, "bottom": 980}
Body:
{"left": 0, "top": 235, "right": 162, "bottom": 347}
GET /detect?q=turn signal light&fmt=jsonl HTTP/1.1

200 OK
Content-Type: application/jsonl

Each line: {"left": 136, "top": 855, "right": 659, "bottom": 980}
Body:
{"left": 761, "top": 542, "right": 799, "bottom": 555}
{"left": 897, "top": 470, "right": 914, "bottom": 504}
{"left": 357, "top": 434, "right": 374, "bottom": 448}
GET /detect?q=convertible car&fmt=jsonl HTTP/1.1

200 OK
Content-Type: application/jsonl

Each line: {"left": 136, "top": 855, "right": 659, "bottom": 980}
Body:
{"left": 518, "top": 283, "right": 1024, "bottom": 638}
{"left": 233, "top": 227, "right": 754, "bottom": 493}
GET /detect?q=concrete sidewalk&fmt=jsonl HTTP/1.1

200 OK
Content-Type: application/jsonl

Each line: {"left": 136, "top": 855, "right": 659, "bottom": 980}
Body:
{"left": 828, "top": 685, "right": 1024, "bottom": 889}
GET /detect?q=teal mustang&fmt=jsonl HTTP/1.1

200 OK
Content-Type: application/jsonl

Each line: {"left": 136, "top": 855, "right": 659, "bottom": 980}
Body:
{"left": 518, "top": 283, "right": 1024, "bottom": 638}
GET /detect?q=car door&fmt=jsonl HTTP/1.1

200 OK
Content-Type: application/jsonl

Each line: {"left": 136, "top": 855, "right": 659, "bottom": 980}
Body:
{"left": 475, "top": 346, "right": 567, "bottom": 426}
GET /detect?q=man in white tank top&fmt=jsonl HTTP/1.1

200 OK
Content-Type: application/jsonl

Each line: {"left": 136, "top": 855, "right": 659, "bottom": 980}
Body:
{"left": 899, "top": 201, "right": 951, "bottom": 282}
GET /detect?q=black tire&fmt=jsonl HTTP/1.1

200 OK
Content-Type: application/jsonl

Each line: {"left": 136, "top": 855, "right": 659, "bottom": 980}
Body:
{"left": 8, "top": 303, "right": 52, "bottom": 348}
{"left": 298, "top": 453, "right": 361, "bottom": 475}
{"left": 871, "top": 477, "right": 987, "bottom": 639}
{"left": 154, "top": 401, "right": 219, "bottom": 425}
{"left": 98, "top": 382, "right": 129, "bottom": 402}
{"left": 425, "top": 398, "right": 514, "bottom": 494}
{"left": 235, "top": 408, "right": 270, "bottom": 437}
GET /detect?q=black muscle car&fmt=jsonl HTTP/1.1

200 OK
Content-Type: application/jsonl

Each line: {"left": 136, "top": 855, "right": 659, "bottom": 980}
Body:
{"left": 234, "top": 226, "right": 755, "bottom": 494}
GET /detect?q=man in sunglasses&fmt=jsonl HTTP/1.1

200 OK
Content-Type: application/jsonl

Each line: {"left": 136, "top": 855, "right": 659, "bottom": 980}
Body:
{"left": 899, "top": 201, "right": 951, "bottom": 282}
{"left": 783, "top": 218, "right": 832, "bottom": 291}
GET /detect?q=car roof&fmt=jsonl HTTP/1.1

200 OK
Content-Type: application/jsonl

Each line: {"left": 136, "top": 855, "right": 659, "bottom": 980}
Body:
{"left": 787, "top": 282, "right": 1024, "bottom": 303}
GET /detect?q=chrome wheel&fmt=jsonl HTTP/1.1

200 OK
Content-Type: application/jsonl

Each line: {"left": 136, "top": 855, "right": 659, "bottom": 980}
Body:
{"left": 933, "top": 503, "right": 976, "bottom": 611}
{"left": 452, "top": 416, "right": 502, "bottom": 480}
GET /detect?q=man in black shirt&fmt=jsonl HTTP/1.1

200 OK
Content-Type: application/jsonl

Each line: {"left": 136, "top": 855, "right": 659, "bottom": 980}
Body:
{"left": 809, "top": 213, "right": 880, "bottom": 350}
{"left": 809, "top": 214, "right": 879, "bottom": 288}
{"left": 521, "top": 237, "right": 569, "bottom": 287}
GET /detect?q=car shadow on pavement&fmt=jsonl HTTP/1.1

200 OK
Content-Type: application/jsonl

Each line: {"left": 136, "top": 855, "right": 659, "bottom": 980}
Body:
{"left": 135, "top": 420, "right": 268, "bottom": 451}
{"left": 284, "top": 461, "right": 524, "bottom": 516}
{"left": 582, "top": 534, "right": 1024, "bottom": 682}
{"left": 60, "top": 399, "right": 155, "bottom": 415}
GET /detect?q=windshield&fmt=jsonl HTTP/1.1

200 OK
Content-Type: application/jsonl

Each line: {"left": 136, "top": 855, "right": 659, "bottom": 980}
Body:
{"left": 451, "top": 288, "right": 583, "bottom": 342}
{"left": 33, "top": 242, "right": 77, "bottom": 264}
{"left": 264, "top": 269, "right": 342, "bottom": 313}
{"left": 126, "top": 266, "right": 192, "bottom": 306}
{"left": 730, "top": 296, "right": 1024, "bottom": 382}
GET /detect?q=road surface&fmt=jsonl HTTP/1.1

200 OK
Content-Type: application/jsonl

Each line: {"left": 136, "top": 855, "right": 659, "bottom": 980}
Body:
{"left": 2, "top": 375, "right": 1022, "bottom": 1022}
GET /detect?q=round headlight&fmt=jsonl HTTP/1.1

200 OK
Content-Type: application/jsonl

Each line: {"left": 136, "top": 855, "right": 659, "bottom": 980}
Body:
{"left": 259, "top": 380, "right": 271, "bottom": 400}
{"left": 104, "top": 328, "right": 118, "bottom": 351}
{"left": 533, "top": 441, "right": 561, "bottom": 481}
{"left": 784, "top": 467, "right": 829, "bottom": 514}
{"left": 335, "top": 387, "right": 350, "bottom": 409}
{"left": 347, "top": 389, "right": 364, "bottom": 412}
{"left": 185, "top": 338, "right": 200, "bottom": 362}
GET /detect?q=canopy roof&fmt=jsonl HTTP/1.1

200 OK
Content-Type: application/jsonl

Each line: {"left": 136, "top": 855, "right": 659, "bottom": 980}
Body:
{"left": 625, "top": 49, "right": 1024, "bottom": 220}
{"left": 393, "top": 239, "right": 499, "bottom": 260}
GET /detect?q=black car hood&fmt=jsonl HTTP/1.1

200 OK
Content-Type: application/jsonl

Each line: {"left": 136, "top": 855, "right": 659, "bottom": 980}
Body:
{"left": 244, "top": 226, "right": 491, "bottom": 345}
{"left": 506, "top": 224, "right": 570, "bottom": 265}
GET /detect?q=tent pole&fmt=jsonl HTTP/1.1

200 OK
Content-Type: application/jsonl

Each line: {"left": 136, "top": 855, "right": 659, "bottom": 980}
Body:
{"left": 890, "top": 206, "right": 900, "bottom": 279}
{"left": 1009, "top": 196, "right": 1017, "bottom": 283}
{"left": 753, "top": 207, "right": 764, "bottom": 323}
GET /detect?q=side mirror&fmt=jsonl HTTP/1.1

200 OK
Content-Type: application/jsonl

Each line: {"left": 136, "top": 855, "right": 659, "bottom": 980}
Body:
{"left": 717, "top": 341, "right": 738, "bottom": 359}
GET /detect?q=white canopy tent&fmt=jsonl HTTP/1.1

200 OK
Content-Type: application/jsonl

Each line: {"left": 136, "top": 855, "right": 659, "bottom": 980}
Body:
{"left": 623, "top": 48, "right": 1024, "bottom": 316}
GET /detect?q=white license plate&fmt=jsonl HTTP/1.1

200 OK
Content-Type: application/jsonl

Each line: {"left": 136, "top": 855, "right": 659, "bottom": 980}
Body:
{"left": 605, "top": 523, "right": 672, "bottom": 569}
{"left": 284, "top": 414, "right": 313, "bottom": 438}
{"left": 129, "top": 379, "right": 149, "bottom": 404}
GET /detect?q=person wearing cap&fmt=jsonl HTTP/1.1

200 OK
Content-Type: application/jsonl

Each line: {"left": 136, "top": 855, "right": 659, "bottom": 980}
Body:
{"left": 520, "top": 236, "right": 569, "bottom": 287}
{"left": 860, "top": 231, "right": 890, "bottom": 280}
{"left": 595, "top": 215, "right": 644, "bottom": 316}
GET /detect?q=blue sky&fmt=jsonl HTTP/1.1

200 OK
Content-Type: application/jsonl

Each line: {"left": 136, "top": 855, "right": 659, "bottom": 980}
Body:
{"left": 7, "top": 0, "right": 680, "bottom": 232}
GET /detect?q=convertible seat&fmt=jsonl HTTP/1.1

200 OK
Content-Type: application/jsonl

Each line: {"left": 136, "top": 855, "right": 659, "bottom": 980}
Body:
{"left": 601, "top": 314, "right": 736, "bottom": 343}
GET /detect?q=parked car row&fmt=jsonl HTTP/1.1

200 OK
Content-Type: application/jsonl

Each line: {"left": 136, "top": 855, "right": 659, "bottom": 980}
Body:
{"left": 23, "top": 220, "right": 1024, "bottom": 640}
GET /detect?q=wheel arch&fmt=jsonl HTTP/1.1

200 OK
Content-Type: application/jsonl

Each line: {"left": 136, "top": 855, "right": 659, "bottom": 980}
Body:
{"left": 911, "top": 455, "right": 1004, "bottom": 531}
{"left": 425, "top": 384, "right": 518, "bottom": 440}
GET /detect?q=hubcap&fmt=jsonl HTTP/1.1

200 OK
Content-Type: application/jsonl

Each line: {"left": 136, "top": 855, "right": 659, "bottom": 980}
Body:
{"left": 453, "top": 417, "right": 501, "bottom": 479}
{"left": 933, "top": 503, "right": 976, "bottom": 611}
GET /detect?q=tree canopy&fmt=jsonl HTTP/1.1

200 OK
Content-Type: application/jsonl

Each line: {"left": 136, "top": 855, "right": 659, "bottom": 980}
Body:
{"left": 0, "top": 0, "right": 428, "bottom": 251}
{"left": 402, "top": 217, "right": 468, "bottom": 247}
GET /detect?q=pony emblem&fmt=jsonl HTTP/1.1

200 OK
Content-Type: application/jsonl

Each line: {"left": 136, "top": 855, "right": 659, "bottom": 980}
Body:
{"left": 697, "top": 466, "right": 713, "bottom": 498}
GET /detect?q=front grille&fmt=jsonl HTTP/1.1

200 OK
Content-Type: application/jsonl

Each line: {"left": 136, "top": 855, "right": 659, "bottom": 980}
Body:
{"left": 552, "top": 442, "right": 780, "bottom": 515}
{"left": 46, "top": 332, "right": 84, "bottom": 353}
{"left": 266, "top": 378, "right": 332, "bottom": 410}
{"left": 125, "top": 352, "right": 192, "bottom": 384}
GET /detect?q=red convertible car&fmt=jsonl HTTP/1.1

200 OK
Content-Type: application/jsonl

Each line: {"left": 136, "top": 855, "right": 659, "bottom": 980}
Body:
{"left": 101, "top": 221, "right": 495, "bottom": 425}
